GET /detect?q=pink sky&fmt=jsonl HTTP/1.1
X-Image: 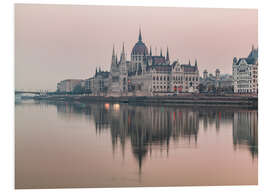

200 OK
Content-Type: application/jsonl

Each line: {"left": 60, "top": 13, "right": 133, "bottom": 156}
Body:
{"left": 15, "top": 4, "right": 258, "bottom": 90}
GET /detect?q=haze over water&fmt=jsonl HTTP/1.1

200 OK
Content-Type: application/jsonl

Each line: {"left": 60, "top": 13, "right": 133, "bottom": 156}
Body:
{"left": 15, "top": 100, "right": 257, "bottom": 188}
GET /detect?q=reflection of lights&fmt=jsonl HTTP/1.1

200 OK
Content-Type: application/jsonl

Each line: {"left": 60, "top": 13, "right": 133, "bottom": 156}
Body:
{"left": 104, "top": 103, "right": 110, "bottom": 110}
{"left": 113, "top": 104, "right": 120, "bottom": 111}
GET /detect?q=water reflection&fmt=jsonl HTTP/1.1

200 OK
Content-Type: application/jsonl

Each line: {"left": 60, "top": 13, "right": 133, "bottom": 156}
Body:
{"left": 51, "top": 101, "right": 258, "bottom": 172}
{"left": 233, "top": 111, "right": 258, "bottom": 158}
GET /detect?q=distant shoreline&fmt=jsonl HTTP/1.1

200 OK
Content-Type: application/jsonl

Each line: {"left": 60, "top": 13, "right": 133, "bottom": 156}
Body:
{"left": 33, "top": 94, "right": 258, "bottom": 109}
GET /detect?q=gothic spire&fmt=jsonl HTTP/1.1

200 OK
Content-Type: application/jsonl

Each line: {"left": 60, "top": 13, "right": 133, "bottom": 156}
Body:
{"left": 195, "top": 59, "right": 197, "bottom": 66}
{"left": 150, "top": 46, "right": 152, "bottom": 56}
{"left": 160, "top": 48, "right": 163, "bottom": 57}
{"left": 138, "top": 27, "right": 142, "bottom": 41}
{"left": 166, "top": 47, "right": 170, "bottom": 62}
{"left": 111, "top": 45, "right": 116, "bottom": 66}
{"left": 189, "top": 59, "right": 191, "bottom": 65}
{"left": 120, "top": 42, "right": 126, "bottom": 62}
{"left": 122, "top": 42, "right": 125, "bottom": 54}
{"left": 112, "top": 44, "right": 115, "bottom": 57}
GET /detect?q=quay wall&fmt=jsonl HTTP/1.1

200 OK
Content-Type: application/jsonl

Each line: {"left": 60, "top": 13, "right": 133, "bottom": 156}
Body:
{"left": 34, "top": 95, "right": 258, "bottom": 108}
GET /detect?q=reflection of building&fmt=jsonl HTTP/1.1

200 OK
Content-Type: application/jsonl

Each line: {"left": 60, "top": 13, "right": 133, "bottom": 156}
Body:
{"left": 92, "top": 104, "right": 200, "bottom": 170}
{"left": 54, "top": 102, "right": 258, "bottom": 171}
{"left": 232, "top": 46, "right": 258, "bottom": 93}
{"left": 233, "top": 111, "right": 258, "bottom": 157}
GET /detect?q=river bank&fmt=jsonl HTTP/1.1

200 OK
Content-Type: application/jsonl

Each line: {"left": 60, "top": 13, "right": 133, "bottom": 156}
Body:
{"left": 33, "top": 94, "right": 258, "bottom": 108}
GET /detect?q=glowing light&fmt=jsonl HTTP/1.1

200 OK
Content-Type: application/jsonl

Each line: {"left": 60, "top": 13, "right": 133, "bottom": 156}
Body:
{"left": 104, "top": 103, "right": 110, "bottom": 110}
{"left": 113, "top": 104, "right": 120, "bottom": 111}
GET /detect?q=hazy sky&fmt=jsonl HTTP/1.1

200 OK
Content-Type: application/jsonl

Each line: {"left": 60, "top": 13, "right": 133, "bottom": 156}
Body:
{"left": 15, "top": 4, "right": 258, "bottom": 91}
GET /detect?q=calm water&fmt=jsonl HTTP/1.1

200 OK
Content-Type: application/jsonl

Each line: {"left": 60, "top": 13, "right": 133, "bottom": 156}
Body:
{"left": 15, "top": 100, "right": 258, "bottom": 188}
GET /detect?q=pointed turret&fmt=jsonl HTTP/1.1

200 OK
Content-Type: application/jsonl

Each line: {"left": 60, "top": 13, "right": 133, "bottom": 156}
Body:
{"left": 195, "top": 59, "right": 197, "bottom": 66}
{"left": 189, "top": 59, "right": 191, "bottom": 65}
{"left": 160, "top": 48, "right": 163, "bottom": 57}
{"left": 120, "top": 42, "right": 126, "bottom": 62}
{"left": 112, "top": 44, "right": 115, "bottom": 56}
{"left": 138, "top": 27, "right": 142, "bottom": 41}
{"left": 111, "top": 45, "right": 116, "bottom": 65}
{"left": 150, "top": 46, "right": 152, "bottom": 56}
{"left": 110, "top": 45, "right": 117, "bottom": 72}
{"left": 166, "top": 47, "right": 170, "bottom": 64}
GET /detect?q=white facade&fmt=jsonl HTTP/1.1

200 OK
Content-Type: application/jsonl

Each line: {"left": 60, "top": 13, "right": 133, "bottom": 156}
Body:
{"left": 232, "top": 47, "right": 258, "bottom": 94}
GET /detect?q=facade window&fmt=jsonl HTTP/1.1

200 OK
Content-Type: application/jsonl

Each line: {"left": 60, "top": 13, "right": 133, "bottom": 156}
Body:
{"left": 153, "top": 76, "right": 155, "bottom": 80}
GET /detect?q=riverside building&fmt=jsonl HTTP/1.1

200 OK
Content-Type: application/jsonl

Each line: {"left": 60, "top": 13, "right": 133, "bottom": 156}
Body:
{"left": 232, "top": 46, "right": 258, "bottom": 94}
{"left": 96, "top": 29, "right": 199, "bottom": 96}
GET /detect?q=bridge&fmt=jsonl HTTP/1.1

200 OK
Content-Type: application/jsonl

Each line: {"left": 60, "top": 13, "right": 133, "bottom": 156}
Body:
{"left": 15, "top": 91, "right": 42, "bottom": 95}
{"left": 15, "top": 90, "right": 57, "bottom": 96}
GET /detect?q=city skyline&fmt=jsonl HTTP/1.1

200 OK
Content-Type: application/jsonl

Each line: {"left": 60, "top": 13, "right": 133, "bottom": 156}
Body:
{"left": 15, "top": 4, "right": 258, "bottom": 90}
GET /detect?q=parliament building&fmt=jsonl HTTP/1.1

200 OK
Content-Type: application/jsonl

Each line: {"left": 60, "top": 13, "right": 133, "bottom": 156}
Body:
{"left": 89, "top": 29, "right": 200, "bottom": 96}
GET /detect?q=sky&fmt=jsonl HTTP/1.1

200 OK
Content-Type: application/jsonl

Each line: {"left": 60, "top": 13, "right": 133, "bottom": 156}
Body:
{"left": 15, "top": 4, "right": 258, "bottom": 91}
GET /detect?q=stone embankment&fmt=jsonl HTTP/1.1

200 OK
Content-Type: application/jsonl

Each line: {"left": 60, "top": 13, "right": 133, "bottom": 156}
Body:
{"left": 34, "top": 94, "right": 258, "bottom": 108}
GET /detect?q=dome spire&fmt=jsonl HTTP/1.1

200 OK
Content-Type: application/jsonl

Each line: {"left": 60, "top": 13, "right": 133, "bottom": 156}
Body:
{"left": 138, "top": 27, "right": 142, "bottom": 41}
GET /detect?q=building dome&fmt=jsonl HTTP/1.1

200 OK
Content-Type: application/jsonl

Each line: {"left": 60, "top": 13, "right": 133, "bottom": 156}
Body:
{"left": 131, "top": 28, "right": 148, "bottom": 55}
{"left": 131, "top": 41, "right": 148, "bottom": 55}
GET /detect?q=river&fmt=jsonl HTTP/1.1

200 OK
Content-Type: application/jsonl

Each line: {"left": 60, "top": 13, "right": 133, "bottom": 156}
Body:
{"left": 15, "top": 100, "right": 258, "bottom": 188}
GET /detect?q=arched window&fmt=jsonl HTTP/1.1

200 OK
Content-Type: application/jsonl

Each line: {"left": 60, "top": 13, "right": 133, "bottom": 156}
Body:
{"left": 153, "top": 76, "right": 155, "bottom": 81}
